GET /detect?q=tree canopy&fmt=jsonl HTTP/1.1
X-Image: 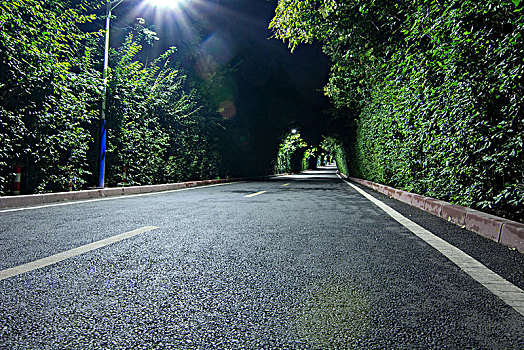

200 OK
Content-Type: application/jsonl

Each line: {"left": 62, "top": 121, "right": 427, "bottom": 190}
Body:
{"left": 0, "top": 0, "right": 227, "bottom": 194}
{"left": 271, "top": 0, "right": 524, "bottom": 221}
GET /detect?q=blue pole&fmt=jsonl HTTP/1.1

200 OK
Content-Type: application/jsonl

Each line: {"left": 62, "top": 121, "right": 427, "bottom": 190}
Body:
{"left": 98, "top": 119, "right": 106, "bottom": 188}
{"left": 98, "top": 0, "right": 112, "bottom": 188}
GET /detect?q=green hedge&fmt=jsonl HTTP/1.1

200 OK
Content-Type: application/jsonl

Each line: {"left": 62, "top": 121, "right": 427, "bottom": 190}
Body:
{"left": 0, "top": 1, "right": 225, "bottom": 194}
{"left": 271, "top": 0, "right": 524, "bottom": 222}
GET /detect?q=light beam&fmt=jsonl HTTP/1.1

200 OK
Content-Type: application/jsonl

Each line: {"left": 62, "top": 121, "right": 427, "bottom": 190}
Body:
{"left": 146, "top": 0, "right": 186, "bottom": 9}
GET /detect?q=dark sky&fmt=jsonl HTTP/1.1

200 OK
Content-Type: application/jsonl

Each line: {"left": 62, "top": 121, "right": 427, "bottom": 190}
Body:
{"left": 107, "top": 0, "right": 332, "bottom": 173}
{"left": 110, "top": 0, "right": 331, "bottom": 134}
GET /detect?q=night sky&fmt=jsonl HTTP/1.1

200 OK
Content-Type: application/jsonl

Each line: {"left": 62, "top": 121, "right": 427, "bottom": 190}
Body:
{"left": 108, "top": 0, "right": 332, "bottom": 174}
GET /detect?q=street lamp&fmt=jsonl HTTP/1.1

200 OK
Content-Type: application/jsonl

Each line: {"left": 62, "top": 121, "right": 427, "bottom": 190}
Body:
{"left": 98, "top": 0, "right": 184, "bottom": 188}
{"left": 97, "top": 0, "right": 121, "bottom": 188}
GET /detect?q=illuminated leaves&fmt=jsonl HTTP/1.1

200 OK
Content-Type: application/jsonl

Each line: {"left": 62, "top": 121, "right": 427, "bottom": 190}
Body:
{"left": 0, "top": 1, "right": 224, "bottom": 194}
{"left": 0, "top": 0, "right": 101, "bottom": 194}
{"left": 270, "top": 0, "right": 524, "bottom": 221}
{"left": 274, "top": 132, "right": 308, "bottom": 174}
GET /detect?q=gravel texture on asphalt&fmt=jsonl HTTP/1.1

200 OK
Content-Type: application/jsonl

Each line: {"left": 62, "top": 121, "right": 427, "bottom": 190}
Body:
{"left": 1, "top": 167, "right": 523, "bottom": 349}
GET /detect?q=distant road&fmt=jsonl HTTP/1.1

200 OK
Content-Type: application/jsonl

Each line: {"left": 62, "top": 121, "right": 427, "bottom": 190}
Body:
{"left": 1, "top": 166, "right": 523, "bottom": 349}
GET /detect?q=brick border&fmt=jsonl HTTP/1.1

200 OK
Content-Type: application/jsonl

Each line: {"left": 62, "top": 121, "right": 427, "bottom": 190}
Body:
{"left": 0, "top": 178, "right": 238, "bottom": 210}
{"left": 344, "top": 175, "right": 523, "bottom": 254}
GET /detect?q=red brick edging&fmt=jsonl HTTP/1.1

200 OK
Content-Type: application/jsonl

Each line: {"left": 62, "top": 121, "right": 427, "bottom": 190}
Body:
{"left": 344, "top": 175, "right": 523, "bottom": 254}
{"left": 0, "top": 178, "right": 237, "bottom": 210}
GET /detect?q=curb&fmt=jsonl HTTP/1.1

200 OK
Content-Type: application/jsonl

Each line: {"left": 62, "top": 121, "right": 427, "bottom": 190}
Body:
{"left": 343, "top": 175, "right": 524, "bottom": 254}
{"left": 0, "top": 178, "right": 238, "bottom": 210}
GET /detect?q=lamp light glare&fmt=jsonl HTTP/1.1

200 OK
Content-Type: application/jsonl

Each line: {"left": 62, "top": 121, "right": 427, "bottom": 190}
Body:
{"left": 147, "top": 0, "right": 185, "bottom": 8}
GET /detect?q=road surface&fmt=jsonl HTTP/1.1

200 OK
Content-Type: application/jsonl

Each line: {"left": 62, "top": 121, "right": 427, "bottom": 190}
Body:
{"left": 1, "top": 166, "right": 523, "bottom": 349}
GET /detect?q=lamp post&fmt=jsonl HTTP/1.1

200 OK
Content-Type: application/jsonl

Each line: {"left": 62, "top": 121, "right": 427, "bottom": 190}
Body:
{"left": 98, "top": 0, "right": 183, "bottom": 188}
{"left": 98, "top": 0, "right": 124, "bottom": 188}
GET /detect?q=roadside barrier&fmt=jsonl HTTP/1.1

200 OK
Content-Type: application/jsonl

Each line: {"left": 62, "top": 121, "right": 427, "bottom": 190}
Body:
{"left": 0, "top": 177, "right": 239, "bottom": 210}
{"left": 13, "top": 165, "right": 21, "bottom": 195}
{"left": 340, "top": 173, "right": 524, "bottom": 254}
{"left": 68, "top": 168, "right": 73, "bottom": 192}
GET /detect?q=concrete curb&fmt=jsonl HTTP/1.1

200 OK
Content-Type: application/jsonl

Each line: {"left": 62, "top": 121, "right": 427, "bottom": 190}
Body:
{"left": 0, "top": 178, "right": 238, "bottom": 210}
{"left": 344, "top": 175, "right": 523, "bottom": 254}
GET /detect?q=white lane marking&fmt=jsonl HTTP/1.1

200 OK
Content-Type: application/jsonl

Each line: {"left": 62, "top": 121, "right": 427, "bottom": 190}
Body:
{"left": 0, "top": 182, "right": 240, "bottom": 214}
{"left": 244, "top": 191, "right": 267, "bottom": 198}
{"left": 0, "top": 226, "right": 158, "bottom": 281}
{"left": 338, "top": 175, "right": 524, "bottom": 317}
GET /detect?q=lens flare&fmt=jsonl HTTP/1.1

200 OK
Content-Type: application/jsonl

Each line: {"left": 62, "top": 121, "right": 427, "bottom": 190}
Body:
{"left": 195, "top": 54, "right": 218, "bottom": 79}
{"left": 201, "top": 32, "right": 235, "bottom": 68}
{"left": 218, "top": 100, "right": 236, "bottom": 119}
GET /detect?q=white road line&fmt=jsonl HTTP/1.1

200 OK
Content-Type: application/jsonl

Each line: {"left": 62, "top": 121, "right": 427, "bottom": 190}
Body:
{"left": 0, "top": 182, "right": 239, "bottom": 214}
{"left": 244, "top": 191, "right": 267, "bottom": 198}
{"left": 338, "top": 175, "right": 524, "bottom": 317}
{"left": 0, "top": 226, "right": 158, "bottom": 281}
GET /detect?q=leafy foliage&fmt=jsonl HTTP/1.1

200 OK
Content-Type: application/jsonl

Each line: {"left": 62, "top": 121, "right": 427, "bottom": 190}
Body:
{"left": 105, "top": 21, "right": 225, "bottom": 186}
{"left": 302, "top": 147, "right": 318, "bottom": 170}
{"left": 271, "top": 0, "right": 524, "bottom": 221}
{"left": 0, "top": 1, "right": 226, "bottom": 195}
{"left": 274, "top": 132, "right": 308, "bottom": 174}
{"left": 0, "top": 0, "right": 101, "bottom": 194}
{"left": 106, "top": 31, "right": 223, "bottom": 185}
{"left": 320, "top": 137, "right": 349, "bottom": 175}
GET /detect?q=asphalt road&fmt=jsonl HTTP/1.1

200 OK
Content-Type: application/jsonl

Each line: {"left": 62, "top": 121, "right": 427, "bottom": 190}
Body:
{"left": 1, "top": 166, "right": 523, "bottom": 349}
